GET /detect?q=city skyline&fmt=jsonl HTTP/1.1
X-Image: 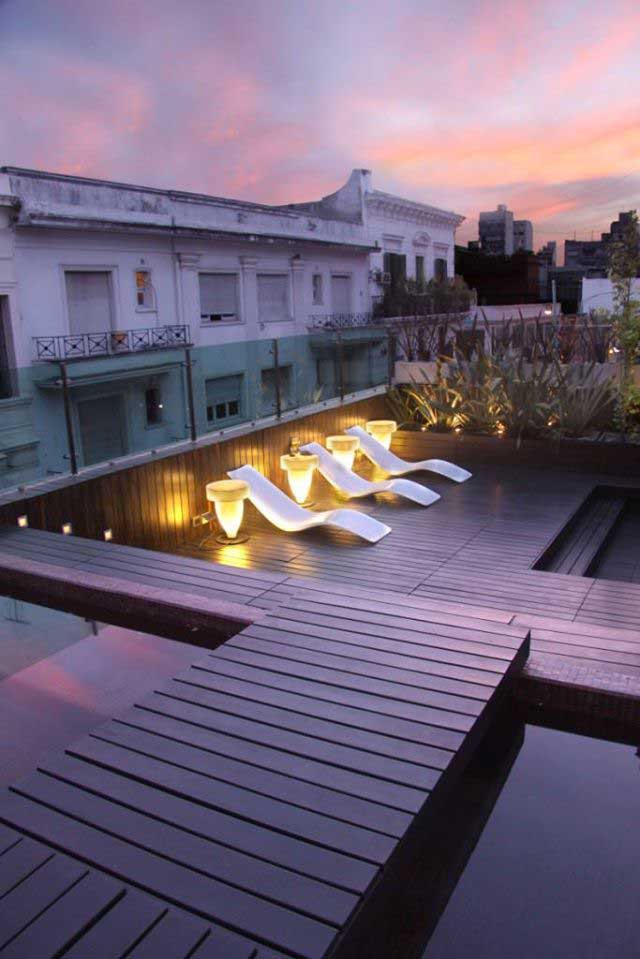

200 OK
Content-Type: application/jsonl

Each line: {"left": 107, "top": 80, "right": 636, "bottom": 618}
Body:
{"left": 1, "top": 0, "right": 639, "bottom": 259}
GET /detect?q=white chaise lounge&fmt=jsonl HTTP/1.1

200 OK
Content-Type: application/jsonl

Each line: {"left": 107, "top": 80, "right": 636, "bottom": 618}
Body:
{"left": 299, "top": 442, "right": 440, "bottom": 507}
{"left": 227, "top": 465, "right": 391, "bottom": 542}
{"left": 345, "top": 425, "right": 472, "bottom": 482}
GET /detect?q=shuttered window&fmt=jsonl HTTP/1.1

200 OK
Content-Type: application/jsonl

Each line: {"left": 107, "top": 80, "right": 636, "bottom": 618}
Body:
{"left": 65, "top": 271, "right": 113, "bottom": 335}
{"left": 331, "top": 275, "right": 351, "bottom": 313}
{"left": 205, "top": 374, "right": 243, "bottom": 426}
{"left": 257, "top": 274, "right": 289, "bottom": 323}
{"left": 199, "top": 274, "right": 239, "bottom": 323}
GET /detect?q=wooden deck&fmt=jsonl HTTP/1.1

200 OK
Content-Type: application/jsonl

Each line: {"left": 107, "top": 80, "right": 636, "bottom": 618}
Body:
{"left": 2, "top": 461, "right": 640, "bottom": 955}
{"left": 0, "top": 586, "right": 528, "bottom": 958}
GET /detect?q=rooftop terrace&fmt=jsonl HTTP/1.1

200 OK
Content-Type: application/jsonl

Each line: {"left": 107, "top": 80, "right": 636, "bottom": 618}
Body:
{"left": 0, "top": 436, "right": 639, "bottom": 957}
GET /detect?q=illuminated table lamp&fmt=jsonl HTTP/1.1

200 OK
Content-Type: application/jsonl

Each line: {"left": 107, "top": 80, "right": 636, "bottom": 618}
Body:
{"left": 205, "top": 479, "right": 250, "bottom": 544}
{"left": 280, "top": 453, "right": 318, "bottom": 506}
{"left": 365, "top": 419, "right": 397, "bottom": 450}
{"left": 326, "top": 435, "right": 360, "bottom": 471}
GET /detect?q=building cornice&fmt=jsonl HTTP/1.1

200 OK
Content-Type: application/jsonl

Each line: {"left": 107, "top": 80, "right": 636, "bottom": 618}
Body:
{"left": 367, "top": 190, "right": 464, "bottom": 228}
{"left": 16, "top": 212, "right": 377, "bottom": 252}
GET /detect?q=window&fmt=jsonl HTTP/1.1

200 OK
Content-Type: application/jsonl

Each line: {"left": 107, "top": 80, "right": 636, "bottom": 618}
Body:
{"left": 312, "top": 273, "right": 323, "bottom": 305}
{"left": 382, "top": 253, "right": 406, "bottom": 292}
{"left": 415, "top": 256, "right": 425, "bottom": 286}
{"left": 145, "top": 387, "right": 163, "bottom": 426}
{"left": 261, "top": 365, "right": 293, "bottom": 415}
{"left": 205, "top": 374, "right": 243, "bottom": 427}
{"left": 434, "top": 257, "right": 448, "bottom": 282}
{"left": 257, "top": 274, "right": 289, "bottom": 324}
{"left": 199, "top": 273, "right": 238, "bottom": 323}
{"left": 331, "top": 275, "right": 351, "bottom": 314}
{"left": 135, "top": 270, "right": 154, "bottom": 309}
{"left": 65, "top": 271, "right": 113, "bottom": 335}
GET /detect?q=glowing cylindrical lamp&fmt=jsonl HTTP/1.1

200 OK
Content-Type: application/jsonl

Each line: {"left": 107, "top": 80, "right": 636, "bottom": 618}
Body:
{"left": 365, "top": 419, "right": 397, "bottom": 450}
{"left": 206, "top": 479, "right": 250, "bottom": 544}
{"left": 326, "top": 435, "right": 360, "bottom": 471}
{"left": 280, "top": 453, "right": 318, "bottom": 506}
{"left": 17, "top": 515, "right": 28, "bottom": 528}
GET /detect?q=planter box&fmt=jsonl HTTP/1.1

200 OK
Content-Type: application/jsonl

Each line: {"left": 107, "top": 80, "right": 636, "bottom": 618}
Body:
{"left": 391, "top": 428, "right": 640, "bottom": 476}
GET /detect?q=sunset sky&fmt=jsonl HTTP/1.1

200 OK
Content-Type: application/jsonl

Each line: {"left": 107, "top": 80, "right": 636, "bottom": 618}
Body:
{"left": 1, "top": 0, "right": 639, "bottom": 259}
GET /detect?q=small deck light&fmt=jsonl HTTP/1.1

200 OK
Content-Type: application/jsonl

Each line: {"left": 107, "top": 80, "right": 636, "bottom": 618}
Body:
{"left": 326, "top": 435, "right": 360, "bottom": 471}
{"left": 62, "top": 522, "right": 73, "bottom": 535}
{"left": 280, "top": 453, "right": 318, "bottom": 506}
{"left": 206, "top": 479, "right": 250, "bottom": 544}
{"left": 365, "top": 420, "right": 397, "bottom": 450}
{"left": 17, "top": 515, "right": 28, "bottom": 528}
{"left": 103, "top": 528, "right": 113, "bottom": 541}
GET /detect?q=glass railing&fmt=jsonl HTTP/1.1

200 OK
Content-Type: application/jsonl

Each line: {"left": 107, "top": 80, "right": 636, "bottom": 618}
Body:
{"left": 0, "top": 592, "right": 101, "bottom": 679}
{"left": 0, "top": 326, "right": 391, "bottom": 497}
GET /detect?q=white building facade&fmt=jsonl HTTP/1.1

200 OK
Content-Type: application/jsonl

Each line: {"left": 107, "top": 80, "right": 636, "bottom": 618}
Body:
{"left": 0, "top": 166, "right": 463, "bottom": 492}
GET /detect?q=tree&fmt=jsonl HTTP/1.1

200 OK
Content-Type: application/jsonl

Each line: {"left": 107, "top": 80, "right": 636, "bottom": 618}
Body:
{"left": 608, "top": 210, "right": 640, "bottom": 431}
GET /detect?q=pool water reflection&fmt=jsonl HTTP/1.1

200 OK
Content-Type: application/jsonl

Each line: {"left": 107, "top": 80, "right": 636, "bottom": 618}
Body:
{"left": 422, "top": 724, "right": 640, "bottom": 959}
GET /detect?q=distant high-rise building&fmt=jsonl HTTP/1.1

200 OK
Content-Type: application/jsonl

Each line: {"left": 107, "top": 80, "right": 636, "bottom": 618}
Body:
{"left": 513, "top": 219, "right": 534, "bottom": 252}
{"left": 479, "top": 205, "right": 514, "bottom": 256}
{"left": 537, "top": 241, "right": 557, "bottom": 268}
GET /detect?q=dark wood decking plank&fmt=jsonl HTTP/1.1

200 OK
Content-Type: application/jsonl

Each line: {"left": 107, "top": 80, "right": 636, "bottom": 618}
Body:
{"left": 114, "top": 702, "right": 436, "bottom": 805}
{"left": 60, "top": 887, "right": 168, "bottom": 959}
{"left": 40, "top": 751, "right": 378, "bottom": 893}
{"left": 80, "top": 724, "right": 401, "bottom": 861}
{"left": 0, "top": 836, "right": 54, "bottom": 898}
{"left": 228, "top": 633, "right": 495, "bottom": 699}
{"left": 211, "top": 644, "right": 485, "bottom": 718}
{"left": 172, "top": 671, "right": 466, "bottom": 751}
{"left": 0, "top": 851, "right": 87, "bottom": 951}
{"left": 147, "top": 685, "right": 453, "bottom": 779}
{"left": 0, "top": 793, "right": 337, "bottom": 959}
{"left": 0, "top": 869, "right": 123, "bottom": 959}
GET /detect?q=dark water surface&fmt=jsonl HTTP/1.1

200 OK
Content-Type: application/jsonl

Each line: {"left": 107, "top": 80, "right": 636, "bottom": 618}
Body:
{"left": 422, "top": 724, "right": 640, "bottom": 959}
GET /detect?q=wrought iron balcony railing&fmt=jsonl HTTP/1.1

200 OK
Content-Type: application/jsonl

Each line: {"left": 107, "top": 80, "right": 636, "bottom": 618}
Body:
{"left": 34, "top": 324, "right": 191, "bottom": 362}
{"left": 307, "top": 312, "right": 374, "bottom": 331}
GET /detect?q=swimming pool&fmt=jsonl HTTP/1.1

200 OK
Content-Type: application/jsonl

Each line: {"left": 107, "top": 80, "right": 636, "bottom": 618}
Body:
{"left": 422, "top": 723, "right": 640, "bottom": 959}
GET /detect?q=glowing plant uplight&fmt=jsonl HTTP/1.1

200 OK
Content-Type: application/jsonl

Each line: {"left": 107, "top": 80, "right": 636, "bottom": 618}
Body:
{"left": 206, "top": 479, "right": 250, "bottom": 544}
{"left": 17, "top": 515, "right": 28, "bottom": 528}
{"left": 62, "top": 522, "right": 73, "bottom": 535}
{"left": 365, "top": 420, "right": 397, "bottom": 450}
{"left": 326, "top": 435, "right": 360, "bottom": 470}
{"left": 280, "top": 453, "right": 318, "bottom": 505}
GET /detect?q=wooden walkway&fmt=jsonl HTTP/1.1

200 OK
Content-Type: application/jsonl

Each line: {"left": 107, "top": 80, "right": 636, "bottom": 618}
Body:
{"left": 2, "top": 462, "right": 640, "bottom": 954}
{"left": 0, "top": 586, "right": 529, "bottom": 958}
{"left": 0, "top": 823, "right": 276, "bottom": 958}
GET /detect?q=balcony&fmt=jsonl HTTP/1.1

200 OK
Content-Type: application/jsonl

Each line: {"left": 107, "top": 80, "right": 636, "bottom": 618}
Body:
{"left": 33, "top": 324, "right": 191, "bottom": 362}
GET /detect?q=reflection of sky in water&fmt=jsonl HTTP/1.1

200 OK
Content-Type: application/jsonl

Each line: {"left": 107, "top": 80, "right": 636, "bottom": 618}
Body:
{"left": 424, "top": 725, "right": 640, "bottom": 959}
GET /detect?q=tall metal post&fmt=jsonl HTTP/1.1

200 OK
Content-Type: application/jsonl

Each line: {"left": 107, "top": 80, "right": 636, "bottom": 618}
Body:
{"left": 387, "top": 329, "right": 395, "bottom": 388}
{"left": 273, "top": 338, "right": 282, "bottom": 418}
{"left": 59, "top": 361, "right": 78, "bottom": 475}
{"left": 184, "top": 347, "right": 197, "bottom": 442}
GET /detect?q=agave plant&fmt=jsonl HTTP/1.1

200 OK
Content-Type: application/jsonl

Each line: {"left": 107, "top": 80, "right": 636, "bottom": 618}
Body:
{"left": 552, "top": 361, "right": 616, "bottom": 437}
{"left": 452, "top": 349, "right": 504, "bottom": 434}
{"left": 495, "top": 354, "right": 556, "bottom": 443}
{"left": 391, "top": 360, "right": 466, "bottom": 432}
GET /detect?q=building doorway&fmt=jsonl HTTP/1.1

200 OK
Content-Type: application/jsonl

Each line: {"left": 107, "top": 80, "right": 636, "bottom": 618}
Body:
{"left": 77, "top": 394, "right": 127, "bottom": 466}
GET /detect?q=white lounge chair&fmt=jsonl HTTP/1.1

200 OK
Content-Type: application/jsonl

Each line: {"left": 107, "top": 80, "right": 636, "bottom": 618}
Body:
{"left": 345, "top": 425, "right": 472, "bottom": 483}
{"left": 227, "top": 465, "right": 391, "bottom": 542}
{"left": 299, "top": 442, "right": 440, "bottom": 507}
